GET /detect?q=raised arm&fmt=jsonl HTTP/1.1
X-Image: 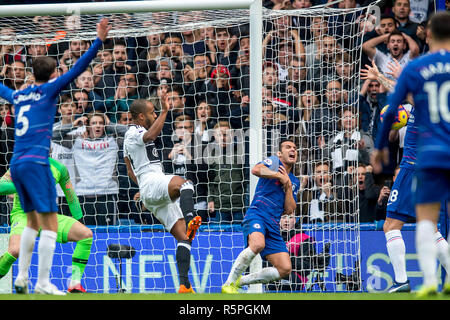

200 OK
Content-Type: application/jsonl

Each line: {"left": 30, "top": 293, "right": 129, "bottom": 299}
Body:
{"left": 0, "top": 83, "right": 15, "bottom": 104}
{"left": 51, "top": 19, "right": 111, "bottom": 93}
{"left": 142, "top": 98, "right": 170, "bottom": 143}
{"left": 362, "top": 33, "right": 389, "bottom": 60}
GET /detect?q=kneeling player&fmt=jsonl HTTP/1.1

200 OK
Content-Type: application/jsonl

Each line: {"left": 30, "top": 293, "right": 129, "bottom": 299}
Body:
{"left": 123, "top": 99, "right": 201, "bottom": 293}
{"left": 0, "top": 158, "right": 93, "bottom": 293}
{"left": 222, "top": 139, "right": 299, "bottom": 293}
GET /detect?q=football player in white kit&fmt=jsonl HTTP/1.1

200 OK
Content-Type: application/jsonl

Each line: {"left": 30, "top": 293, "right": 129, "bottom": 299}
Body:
{"left": 123, "top": 99, "right": 201, "bottom": 293}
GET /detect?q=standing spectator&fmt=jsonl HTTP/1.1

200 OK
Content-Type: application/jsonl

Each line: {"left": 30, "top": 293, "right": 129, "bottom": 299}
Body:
{"left": 105, "top": 72, "right": 139, "bottom": 122}
{"left": 308, "top": 35, "right": 340, "bottom": 89}
{"left": 52, "top": 111, "right": 127, "bottom": 225}
{"left": 207, "top": 121, "right": 246, "bottom": 223}
{"left": 362, "top": 30, "right": 419, "bottom": 80}
{"left": 74, "top": 68, "right": 104, "bottom": 112}
{"left": 211, "top": 27, "right": 239, "bottom": 67}
{"left": 391, "top": 0, "right": 422, "bottom": 47}
{"left": 95, "top": 39, "right": 131, "bottom": 100}
{"left": 359, "top": 78, "right": 388, "bottom": 141}
{"left": 58, "top": 39, "right": 89, "bottom": 73}
{"left": 299, "top": 162, "right": 339, "bottom": 223}
{"left": 357, "top": 163, "right": 380, "bottom": 222}
{"left": 72, "top": 89, "right": 91, "bottom": 115}
{"left": 194, "top": 100, "right": 216, "bottom": 144}
{"left": 165, "top": 115, "right": 194, "bottom": 177}
{"left": 322, "top": 106, "right": 373, "bottom": 175}
{"left": 207, "top": 64, "right": 240, "bottom": 118}
{"left": 51, "top": 94, "right": 83, "bottom": 217}
{"left": 2, "top": 61, "right": 26, "bottom": 90}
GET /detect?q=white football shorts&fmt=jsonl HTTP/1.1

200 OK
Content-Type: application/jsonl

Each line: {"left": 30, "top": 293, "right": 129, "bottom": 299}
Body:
{"left": 139, "top": 172, "right": 183, "bottom": 232}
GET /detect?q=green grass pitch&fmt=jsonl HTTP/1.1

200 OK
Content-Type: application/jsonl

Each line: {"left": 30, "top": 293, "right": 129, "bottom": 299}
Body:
{"left": 0, "top": 292, "right": 449, "bottom": 300}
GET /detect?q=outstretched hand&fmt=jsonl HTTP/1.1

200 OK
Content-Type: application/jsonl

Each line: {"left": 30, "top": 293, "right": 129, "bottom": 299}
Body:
{"left": 97, "top": 18, "right": 111, "bottom": 42}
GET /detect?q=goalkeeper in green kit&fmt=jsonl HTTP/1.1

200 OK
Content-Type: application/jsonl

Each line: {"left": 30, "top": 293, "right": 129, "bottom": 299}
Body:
{"left": 0, "top": 157, "right": 92, "bottom": 293}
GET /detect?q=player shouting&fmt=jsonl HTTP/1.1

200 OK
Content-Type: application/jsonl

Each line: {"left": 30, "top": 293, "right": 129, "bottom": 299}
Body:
{"left": 222, "top": 139, "right": 300, "bottom": 293}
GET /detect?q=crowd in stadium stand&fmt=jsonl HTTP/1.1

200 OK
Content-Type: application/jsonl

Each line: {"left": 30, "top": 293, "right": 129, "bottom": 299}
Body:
{"left": 0, "top": 0, "right": 445, "bottom": 226}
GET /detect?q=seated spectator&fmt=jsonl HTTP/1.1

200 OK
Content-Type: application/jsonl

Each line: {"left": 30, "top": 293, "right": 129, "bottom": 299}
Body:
{"left": 52, "top": 111, "right": 128, "bottom": 226}
{"left": 207, "top": 121, "right": 246, "bottom": 223}
{"left": 105, "top": 72, "right": 139, "bottom": 122}
{"left": 362, "top": 29, "right": 419, "bottom": 80}
{"left": 299, "top": 162, "right": 339, "bottom": 223}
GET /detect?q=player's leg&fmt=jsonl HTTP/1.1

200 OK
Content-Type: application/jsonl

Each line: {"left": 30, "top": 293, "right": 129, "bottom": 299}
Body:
{"left": 222, "top": 231, "right": 265, "bottom": 293}
{"left": 0, "top": 235, "right": 20, "bottom": 279}
{"left": 168, "top": 175, "right": 201, "bottom": 238}
{"left": 383, "top": 217, "right": 409, "bottom": 292}
{"left": 169, "top": 217, "right": 194, "bottom": 293}
{"left": 239, "top": 252, "right": 291, "bottom": 287}
{"left": 62, "top": 217, "right": 93, "bottom": 293}
{"left": 413, "top": 169, "right": 449, "bottom": 297}
{"left": 35, "top": 211, "right": 61, "bottom": 293}
{"left": 415, "top": 203, "right": 440, "bottom": 296}
{"left": 14, "top": 210, "right": 39, "bottom": 293}
{"left": 0, "top": 213, "right": 28, "bottom": 280}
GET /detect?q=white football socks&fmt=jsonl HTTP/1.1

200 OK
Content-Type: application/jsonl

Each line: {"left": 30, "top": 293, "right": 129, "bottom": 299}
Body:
{"left": 239, "top": 267, "right": 281, "bottom": 286}
{"left": 385, "top": 229, "right": 407, "bottom": 284}
{"left": 225, "top": 247, "right": 256, "bottom": 285}
{"left": 37, "top": 230, "right": 57, "bottom": 288}
{"left": 416, "top": 220, "right": 438, "bottom": 287}
{"left": 17, "top": 226, "right": 38, "bottom": 281}
{"left": 435, "top": 231, "right": 450, "bottom": 282}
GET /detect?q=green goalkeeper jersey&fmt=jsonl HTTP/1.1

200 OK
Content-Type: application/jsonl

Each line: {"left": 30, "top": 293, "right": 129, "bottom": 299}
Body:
{"left": 0, "top": 158, "right": 82, "bottom": 220}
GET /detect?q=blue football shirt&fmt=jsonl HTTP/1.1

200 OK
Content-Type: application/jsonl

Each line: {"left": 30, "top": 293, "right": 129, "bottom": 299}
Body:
{"left": 375, "top": 50, "right": 450, "bottom": 170}
{"left": 0, "top": 37, "right": 103, "bottom": 166}
{"left": 399, "top": 106, "right": 418, "bottom": 169}
{"left": 246, "top": 155, "right": 300, "bottom": 222}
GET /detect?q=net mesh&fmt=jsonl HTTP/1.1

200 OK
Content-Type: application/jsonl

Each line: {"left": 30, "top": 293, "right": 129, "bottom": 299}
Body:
{"left": 0, "top": 4, "right": 375, "bottom": 293}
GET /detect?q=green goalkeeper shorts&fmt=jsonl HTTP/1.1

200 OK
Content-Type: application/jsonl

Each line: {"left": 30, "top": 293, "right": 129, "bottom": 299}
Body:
{"left": 10, "top": 213, "right": 78, "bottom": 244}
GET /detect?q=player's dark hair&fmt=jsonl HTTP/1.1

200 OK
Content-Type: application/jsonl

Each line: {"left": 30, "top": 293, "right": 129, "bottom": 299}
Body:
{"left": 429, "top": 11, "right": 450, "bottom": 41}
{"left": 129, "top": 99, "right": 151, "bottom": 120}
{"left": 279, "top": 138, "right": 296, "bottom": 151}
{"left": 32, "top": 56, "right": 57, "bottom": 82}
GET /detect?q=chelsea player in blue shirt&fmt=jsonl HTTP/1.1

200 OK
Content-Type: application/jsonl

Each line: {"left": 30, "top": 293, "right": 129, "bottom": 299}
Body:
{"left": 222, "top": 139, "right": 300, "bottom": 293}
{"left": 0, "top": 18, "right": 111, "bottom": 295}
{"left": 372, "top": 12, "right": 450, "bottom": 297}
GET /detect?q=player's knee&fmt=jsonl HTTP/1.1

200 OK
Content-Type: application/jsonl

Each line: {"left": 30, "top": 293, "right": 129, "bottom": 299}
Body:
{"left": 277, "top": 264, "right": 292, "bottom": 279}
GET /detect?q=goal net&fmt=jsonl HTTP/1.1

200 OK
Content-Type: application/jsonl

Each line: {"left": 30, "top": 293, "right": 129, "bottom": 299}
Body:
{"left": 0, "top": 1, "right": 375, "bottom": 293}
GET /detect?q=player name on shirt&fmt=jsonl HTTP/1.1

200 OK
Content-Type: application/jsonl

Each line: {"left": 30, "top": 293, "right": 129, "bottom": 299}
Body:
{"left": 13, "top": 91, "right": 43, "bottom": 105}
{"left": 419, "top": 60, "right": 450, "bottom": 80}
